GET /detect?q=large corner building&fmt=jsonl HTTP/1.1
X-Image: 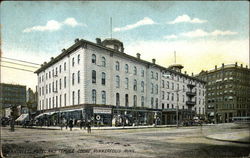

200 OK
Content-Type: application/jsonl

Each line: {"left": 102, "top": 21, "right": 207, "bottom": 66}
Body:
{"left": 197, "top": 63, "right": 250, "bottom": 123}
{"left": 35, "top": 38, "right": 206, "bottom": 126}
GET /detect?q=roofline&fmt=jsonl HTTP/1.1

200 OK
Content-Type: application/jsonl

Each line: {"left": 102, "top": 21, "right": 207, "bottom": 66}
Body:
{"left": 34, "top": 38, "right": 205, "bottom": 84}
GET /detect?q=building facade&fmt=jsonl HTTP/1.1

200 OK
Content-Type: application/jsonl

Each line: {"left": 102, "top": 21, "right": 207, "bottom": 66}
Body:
{"left": 0, "top": 83, "right": 26, "bottom": 117}
{"left": 35, "top": 38, "right": 205, "bottom": 126}
{"left": 197, "top": 63, "right": 250, "bottom": 123}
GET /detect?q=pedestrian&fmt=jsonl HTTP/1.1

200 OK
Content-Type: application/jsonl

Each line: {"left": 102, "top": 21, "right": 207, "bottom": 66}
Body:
{"left": 87, "top": 120, "right": 91, "bottom": 133}
{"left": 80, "top": 120, "right": 83, "bottom": 130}
{"left": 69, "top": 119, "right": 73, "bottom": 131}
{"left": 65, "top": 119, "right": 68, "bottom": 129}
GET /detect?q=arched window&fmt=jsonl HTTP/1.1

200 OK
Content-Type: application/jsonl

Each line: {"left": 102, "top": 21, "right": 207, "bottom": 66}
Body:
{"left": 72, "top": 73, "right": 75, "bottom": 85}
{"left": 141, "top": 96, "right": 144, "bottom": 107}
{"left": 101, "top": 57, "right": 106, "bottom": 67}
{"left": 125, "top": 64, "right": 129, "bottom": 73}
{"left": 133, "top": 66, "right": 137, "bottom": 75}
{"left": 116, "top": 93, "right": 120, "bottom": 106}
{"left": 115, "top": 61, "right": 120, "bottom": 71}
{"left": 116, "top": 75, "right": 120, "bottom": 88}
{"left": 92, "top": 89, "right": 96, "bottom": 104}
{"left": 141, "top": 81, "right": 144, "bottom": 92}
{"left": 133, "top": 79, "right": 137, "bottom": 91}
{"left": 101, "top": 72, "right": 106, "bottom": 85}
{"left": 92, "top": 54, "right": 96, "bottom": 64}
{"left": 125, "top": 94, "right": 129, "bottom": 107}
{"left": 92, "top": 70, "right": 96, "bottom": 83}
{"left": 133, "top": 95, "right": 137, "bottom": 107}
{"left": 78, "top": 71, "right": 80, "bottom": 83}
{"left": 72, "top": 58, "right": 75, "bottom": 67}
{"left": 101, "top": 91, "right": 106, "bottom": 104}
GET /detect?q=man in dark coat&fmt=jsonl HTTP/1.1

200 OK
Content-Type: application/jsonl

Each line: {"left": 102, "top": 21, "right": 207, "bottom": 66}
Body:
{"left": 69, "top": 119, "right": 73, "bottom": 131}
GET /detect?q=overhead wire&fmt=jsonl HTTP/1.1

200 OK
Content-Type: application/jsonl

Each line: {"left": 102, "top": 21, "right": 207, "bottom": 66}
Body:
{"left": 0, "top": 57, "right": 41, "bottom": 66}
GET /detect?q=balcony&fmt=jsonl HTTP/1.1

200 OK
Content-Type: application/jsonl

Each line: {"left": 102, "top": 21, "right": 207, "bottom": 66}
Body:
{"left": 187, "top": 84, "right": 196, "bottom": 89}
{"left": 186, "top": 91, "right": 196, "bottom": 97}
{"left": 186, "top": 101, "right": 196, "bottom": 106}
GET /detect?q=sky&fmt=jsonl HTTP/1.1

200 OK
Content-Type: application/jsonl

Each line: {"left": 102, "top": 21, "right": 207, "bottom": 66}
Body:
{"left": 1, "top": 1, "right": 249, "bottom": 91}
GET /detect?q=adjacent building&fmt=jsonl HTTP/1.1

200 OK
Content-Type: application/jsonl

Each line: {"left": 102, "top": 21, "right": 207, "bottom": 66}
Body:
{"left": 35, "top": 38, "right": 206, "bottom": 126}
{"left": 197, "top": 63, "right": 250, "bottom": 123}
{"left": 0, "top": 83, "right": 26, "bottom": 117}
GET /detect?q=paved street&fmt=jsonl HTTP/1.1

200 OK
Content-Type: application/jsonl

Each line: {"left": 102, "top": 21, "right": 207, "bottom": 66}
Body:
{"left": 1, "top": 124, "right": 250, "bottom": 158}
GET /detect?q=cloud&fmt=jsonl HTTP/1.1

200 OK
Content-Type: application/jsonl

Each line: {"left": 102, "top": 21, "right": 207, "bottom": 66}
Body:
{"left": 125, "top": 39, "right": 249, "bottom": 75}
{"left": 163, "top": 34, "right": 178, "bottom": 39}
{"left": 23, "top": 18, "right": 85, "bottom": 33}
{"left": 168, "top": 14, "right": 207, "bottom": 24}
{"left": 113, "top": 17, "right": 156, "bottom": 32}
{"left": 180, "top": 29, "right": 238, "bottom": 38}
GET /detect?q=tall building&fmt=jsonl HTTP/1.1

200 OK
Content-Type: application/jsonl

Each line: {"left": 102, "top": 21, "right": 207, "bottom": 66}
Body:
{"left": 0, "top": 83, "right": 26, "bottom": 117}
{"left": 35, "top": 38, "right": 205, "bottom": 126}
{"left": 197, "top": 63, "right": 250, "bottom": 123}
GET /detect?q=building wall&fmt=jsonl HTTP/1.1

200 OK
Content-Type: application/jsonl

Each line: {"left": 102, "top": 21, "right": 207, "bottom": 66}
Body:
{"left": 37, "top": 38, "right": 206, "bottom": 117}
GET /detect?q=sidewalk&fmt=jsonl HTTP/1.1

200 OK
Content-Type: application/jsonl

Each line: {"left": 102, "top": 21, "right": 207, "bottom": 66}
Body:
{"left": 18, "top": 124, "right": 177, "bottom": 130}
{"left": 206, "top": 130, "right": 250, "bottom": 144}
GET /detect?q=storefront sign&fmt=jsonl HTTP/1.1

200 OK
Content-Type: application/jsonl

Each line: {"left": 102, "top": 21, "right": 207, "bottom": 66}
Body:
{"left": 93, "top": 107, "right": 112, "bottom": 114}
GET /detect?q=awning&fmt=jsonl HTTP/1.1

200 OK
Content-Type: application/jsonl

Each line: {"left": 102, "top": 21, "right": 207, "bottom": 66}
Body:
{"left": 60, "top": 109, "right": 83, "bottom": 113}
{"left": 16, "top": 114, "right": 29, "bottom": 122}
{"left": 35, "top": 112, "right": 56, "bottom": 119}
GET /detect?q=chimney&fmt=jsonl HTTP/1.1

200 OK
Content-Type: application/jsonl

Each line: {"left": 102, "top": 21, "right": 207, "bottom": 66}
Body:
{"left": 191, "top": 73, "right": 194, "bottom": 77}
{"left": 215, "top": 65, "right": 217, "bottom": 70}
{"left": 184, "top": 71, "right": 187, "bottom": 75}
{"left": 96, "top": 38, "right": 101, "bottom": 44}
{"left": 62, "top": 48, "right": 66, "bottom": 52}
{"left": 246, "top": 65, "right": 248, "bottom": 69}
{"left": 241, "top": 64, "right": 243, "bottom": 68}
{"left": 43, "top": 62, "right": 47, "bottom": 65}
{"left": 152, "top": 59, "right": 156, "bottom": 64}
{"left": 235, "top": 62, "right": 238, "bottom": 67}
{"left": 75, "top": 38, "right": 79, "bottom": 43}
{"left": 136, "top": 53, "right": 141, "bottom": 59}
{"left": 222, "top": 63, "right": 224, "bottom": 68}
{"left": 51, "top": 57, "right": 54, "bottom": 60}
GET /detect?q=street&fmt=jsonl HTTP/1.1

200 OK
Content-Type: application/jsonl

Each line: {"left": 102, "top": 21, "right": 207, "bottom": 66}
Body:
{"left": 1, "top": 124, "right": 250, "bottom": 158}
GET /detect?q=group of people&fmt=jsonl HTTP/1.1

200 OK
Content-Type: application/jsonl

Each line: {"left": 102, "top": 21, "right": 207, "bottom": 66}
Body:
{"left": 60, "top": 118, "right": 92, "bottom": 133}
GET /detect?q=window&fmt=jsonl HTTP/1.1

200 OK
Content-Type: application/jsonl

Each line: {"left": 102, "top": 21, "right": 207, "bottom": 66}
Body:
{"left": 92, "top": 70, "right": 96, "bottom": 84}
{"left": 155, "top": 98, "right": 158, "bottom": 109}
{"left": 49, "top": 71, "right": 51, "bottom": 78}
{"left": 64, "top": 62, "right": 66, "bottom": 71}
{"left": 46, "top": 73, "right": 48, "bottom": 80}
{"left": 115, "top": 61, "right": 120, "bottom": 71}
{"left": 125, "top": 64, "right": 129, "bottom": 73}
{"left": 116, "top": 93, "right": 120, "bottom": 106}
{"left": 151, "top": 83, "right": 154, "bottom": 94}
{"left": 177, "top": 93, "right": 179, "bottom": 102}
{"left": 171, "top": 93, "right": 174, "bottom": 101}
{"left": 162, "top": 80, "right": 165, "bottom": 88}
{"left": 125, "top": 78, "right": 129, "bottom": 89}
{"left": 46, "top": 85, "right": 48, "bottom": 94}
{"left": 101, "top": 57, "right": 106, "bottom": 67}
{"left": 162, "top": 103, "right": 164, "bottom": 109}
{"left": 59, "top": 79, "right": 61, "bottom": 90}
{"left": 49, "top": 98, "right": 51, "bottom": 108}
{"left": 177, "top": 84, "right": 179, "bottom": 90}
{"left": 155, "top": 84, "right": 158, "bottom": 94}
{"left": 52, "top": 69, "right": 54, "bottom": 77}
{"left": 151, "top": 97, "right": 154, "bottom": 108}
{"left": 72, "top": 91, "right": 75, "bottom": 105}
{"left": 167, "top": 81, "right": 169, "bottom": 89}
{"left": 64, "top": 93, "right": 66, "bottom": 106}
{"left": 59, "top": 95, "right": 62, "bottom": 107}
{"left": 183, "top": 95, "right": 185, "bottom": 102}
{"left": 55, "top": 80, "right": 58, "bottom": 91}
{"left": 92, "top": 54, "right": 96, "bottom": 64}
{"left": 64, "top": 76, "right": 66, "bottom": 88}
{"left": 156, "top": 73, "right": 158, "bottom": 80}
{"left": 133, "top": 66, "right": 137, "bottom": 75}
{"left": 49, "top": 84, "right": 51, "bottom": 93}
{"left": 78, "top": 54, "right": 80, "bottom": 64}
{"left": 78, "top": 90, "right": 80, "bottom": 104}
{"left": 141, "top": 81, "right": 144, "bottom": 92}
{"left": 52, "top": 97, "right": 54, "bottom": 108}
{"left": 59, "top": 65, "right": 61, "bottom": 73}
{"left": 72, "top": 73, "right": 75, "bottom": 85}
{"left": 141, "top": 69, "right": 144, "bottom": 77}
{"left": 52, "top": 82, "right": 54, "bottom": 92}
{"left": 133, "top": 95, "right": 137, "bottom": 107}
{"left": 102, "top": 72, "right": 106, "bottom": 85}
{"left": 78, "top": 71, "right": 80, "bottom": 83}
{"left": 72, "top": 58, "right": 75, "bottom": 67}
{"left": 133, "top": 79, "right": 137, "bottom": 91}
{"left": 92, "top": 89, "right": 96, "bottom": 104}
{"left": 116, "top": 75, "right": 120, "bottom": 88}
{"left": 141, "top": 96, "right": 144, "bottom": 107}
{"left": 172, "top": 83, "right": 174, "bottom": 90}
{"left": 162, "top": 91, "right": 165, "bottom": 99}
{"left": 125, "top": 94, "right": 129, "bottom": 107}
{"left": 101, "top": 91, "right": 106, "bottom": 104}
